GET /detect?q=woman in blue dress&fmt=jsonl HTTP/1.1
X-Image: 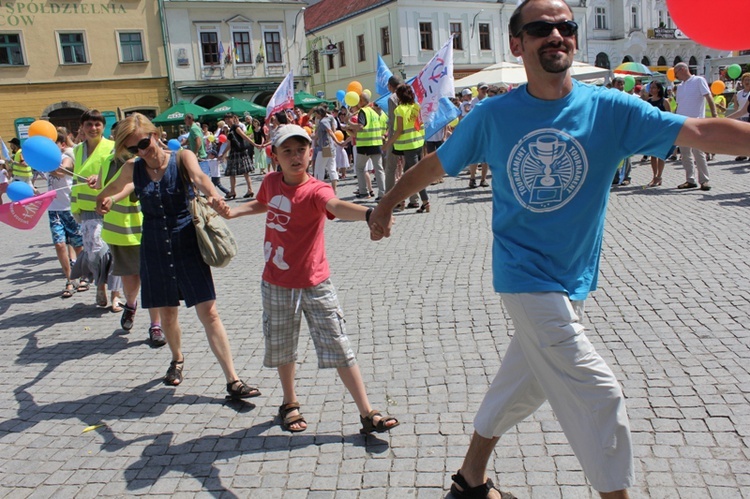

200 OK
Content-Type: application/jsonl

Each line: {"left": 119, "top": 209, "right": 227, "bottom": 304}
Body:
{"left": 97, "top": 113, "right": 259, "bottom": 400}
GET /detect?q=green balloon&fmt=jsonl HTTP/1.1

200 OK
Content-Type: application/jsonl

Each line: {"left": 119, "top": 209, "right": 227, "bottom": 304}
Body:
{"left": 727, "top": 64, "right": 742, "bottom": 80}
{"left": 623, "top": 75, "right": 636, "bottom": 92}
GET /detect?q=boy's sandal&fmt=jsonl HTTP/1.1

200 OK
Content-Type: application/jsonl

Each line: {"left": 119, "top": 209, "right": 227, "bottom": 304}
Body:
{"left": 76, "top": 278, "right": 90, "bottom": 292}
{"left": 62, "top": 280, "right": 75, "bottom": 299}
{"left": 226, "top": 379, "right": 261, "bottom": 400}
{"left": 164, "top": 359, "right": 184, "bottom": 386}
{"left": 359, "top": 410, "right": 400, "bottom": 434}
{"left": 450, "top": 470, "right": 517, "bottom": 499}
{"left": 278, "top": 402, "right": 307, "bottom": 433}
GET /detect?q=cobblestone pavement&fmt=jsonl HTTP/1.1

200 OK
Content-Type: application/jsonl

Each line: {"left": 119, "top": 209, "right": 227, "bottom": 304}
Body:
{"left": 1, "top": 155, "right": 749, "bottom": 498}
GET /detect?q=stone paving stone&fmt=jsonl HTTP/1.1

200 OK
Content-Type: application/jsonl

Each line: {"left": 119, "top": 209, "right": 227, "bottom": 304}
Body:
{"left": 1, "top": 160, "right": 750, "bottom": 496}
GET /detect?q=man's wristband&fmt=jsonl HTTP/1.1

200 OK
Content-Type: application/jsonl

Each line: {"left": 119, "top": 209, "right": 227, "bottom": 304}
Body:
{"left": 365, "top": 207, "right": 373, "bottom": 223}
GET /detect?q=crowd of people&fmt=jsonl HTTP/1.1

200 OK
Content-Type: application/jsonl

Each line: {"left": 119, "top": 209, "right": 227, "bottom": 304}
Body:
{"left": 4, "top": 0, "right": 750, "bottom": 495}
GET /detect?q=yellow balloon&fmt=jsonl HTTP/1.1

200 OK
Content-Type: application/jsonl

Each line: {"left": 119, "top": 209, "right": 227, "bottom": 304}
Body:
{"left": 362, "top": 89, "right": 372, "bottom": 99}
{"left": 344, "top": 91, "right": 360, "bottom": 107}
{"left": 449, "top": 117, "right": 460, "bottom": 127}
{"left": 471, "top": 86, "right": 478, "bottom": 97}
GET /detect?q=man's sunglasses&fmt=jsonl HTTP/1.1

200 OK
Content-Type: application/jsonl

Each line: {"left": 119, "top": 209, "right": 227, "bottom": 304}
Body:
{"left": 517, "top": 20, "right": 578, "bottom": 38}
{"left": 126, "top": 136, "right": 152, "bottom": 155}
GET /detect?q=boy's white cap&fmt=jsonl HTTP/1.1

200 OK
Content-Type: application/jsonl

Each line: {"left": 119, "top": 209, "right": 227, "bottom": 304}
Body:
{"left": 272, "top": 124, "right": 312, "bottom": 148}
{"left": 461, "top": 88, "right": 472, "bottom": 96}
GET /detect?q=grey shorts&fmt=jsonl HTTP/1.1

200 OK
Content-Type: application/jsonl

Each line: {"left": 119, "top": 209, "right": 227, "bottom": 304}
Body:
{"left": 261, "top": 279, "right": 356, "bottom": 369}
{"left": 110, "top": 244, "right": 140, "bottom": 276}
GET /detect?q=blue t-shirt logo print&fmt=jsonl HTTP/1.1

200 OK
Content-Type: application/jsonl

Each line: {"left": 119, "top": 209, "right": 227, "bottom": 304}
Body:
{"left": 508, "top": 128, "right": 587, "bottom": 213}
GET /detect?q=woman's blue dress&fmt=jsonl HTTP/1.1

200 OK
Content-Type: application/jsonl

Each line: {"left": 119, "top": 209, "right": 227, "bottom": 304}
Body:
{"left": 133, "top": 152, "right": 215, "bottom": 308}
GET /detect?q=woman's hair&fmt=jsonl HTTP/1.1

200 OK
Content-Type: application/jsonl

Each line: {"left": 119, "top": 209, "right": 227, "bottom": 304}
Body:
{"left": 113, "top": 112, "right": 158, "bottom": 160}
{"left": 80, "top": 109, "right": 106, "bottom": 125}
{"left": 742, "top": 73, "right": 750, "bottom": 85}
{"left": 395, "top": 83, "right": 416, "bottom": 105}
{"left": 650, "top": 81, "right": 665, "bottom": 99}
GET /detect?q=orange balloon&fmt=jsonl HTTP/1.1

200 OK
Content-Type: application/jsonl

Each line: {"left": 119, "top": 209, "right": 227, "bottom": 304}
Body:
{"left": 666, "top": 67, "right": 676, "bottom": 82}
{"left": 303, "top": 126, "right": 312, "bottom": 135}
{"left": 711, "top": 80, "right": 726, "bottom": 96}
{"left": 28, "top": 120, "right": 57, "bottom": 141}
{"left": 334, "top": 130, "right": 344, "bottom": 142}
{"left": 346, "top": 81, "right": 363, "bottom": 95}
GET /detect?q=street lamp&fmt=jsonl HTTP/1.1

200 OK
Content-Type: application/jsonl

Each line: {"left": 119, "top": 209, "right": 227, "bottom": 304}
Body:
{"left": 471, "top": 9, "right": 484, "bottom": 39}
{"left": 293, "top": 7, "right": 306, "bottom": 44}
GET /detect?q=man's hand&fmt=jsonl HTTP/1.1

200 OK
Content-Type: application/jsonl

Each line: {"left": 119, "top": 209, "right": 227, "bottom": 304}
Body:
{"left": 96, "top": 196, "right": 112, "bottom": 215}
{"left": 368, "top": 205, "right": 394, "bottom": 241}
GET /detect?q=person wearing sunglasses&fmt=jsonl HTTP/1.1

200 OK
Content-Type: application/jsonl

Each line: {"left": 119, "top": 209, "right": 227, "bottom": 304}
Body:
{"left": 368, "top": 0, "right": 750, "bottom": 497}
{"left": 95, "top": 113, "right": 260, "bottom": 401}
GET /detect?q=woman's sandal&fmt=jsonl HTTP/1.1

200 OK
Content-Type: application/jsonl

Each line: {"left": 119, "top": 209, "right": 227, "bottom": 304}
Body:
{"left": 76, "top": 278, "right": 90, "bottom": 292}
{"left": 416, "top": 202, "right": 430, "bottom": 213}
{"left": 242, "top": 191, "right": 254, "bottom": 199}
{"left": 226, "top": 379, "right": 261, "bottom": 400}
{"left": 450, "top": 470, "right": 517, "bottom": 499}
{"left": 359, "top": 410, "right": 400, "bottom": 434}
{"left": 164, "top": 359, "right": 184, "bottom": 386}
{"left": 278, "top": 402, "right": 307, "bottom": 433}
{"left": 62, "top": 280, "right": 75, "bottom": 299}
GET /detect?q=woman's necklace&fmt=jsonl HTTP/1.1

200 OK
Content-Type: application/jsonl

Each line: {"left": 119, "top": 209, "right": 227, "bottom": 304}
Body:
{"left": 149, "top": 152, "right": 169, "bottom": 174}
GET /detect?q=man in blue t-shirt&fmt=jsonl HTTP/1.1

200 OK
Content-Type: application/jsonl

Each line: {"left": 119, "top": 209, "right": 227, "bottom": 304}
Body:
{"left": 369, "top": 1, "right": 750, "bottom": 498}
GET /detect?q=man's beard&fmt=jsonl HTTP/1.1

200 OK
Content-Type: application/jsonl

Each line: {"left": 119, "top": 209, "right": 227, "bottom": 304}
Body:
{"left": 539, "top": 43, "right": 573, "bottom": 74}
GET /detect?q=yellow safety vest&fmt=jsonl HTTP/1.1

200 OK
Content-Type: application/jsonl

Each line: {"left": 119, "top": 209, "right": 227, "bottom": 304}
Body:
{"left": 393, "top": 103, "right": 425, "bottom": 151}
{"left": 12, "top": 149, "right": 32, "bottom": 179}
{"left": 379, "top": 112, "right": 388, "bottom": 133}
{"left": 71, "top": 138, "right": 115, "bottom": 214}
{"left": 100, "top": 154, "right": 142, "bottom": 246}
{"left": 356, "top": 107, "right": 384, "bottom": 147}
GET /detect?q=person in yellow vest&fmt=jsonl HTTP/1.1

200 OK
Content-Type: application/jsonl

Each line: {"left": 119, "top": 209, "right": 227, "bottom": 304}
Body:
{"left": 349, "top": 93, "right": 386, "bottom": 200}
{"left": 97, "top": 145, "right": 166, "bottom": 347}
{"left": 71, "top": 109, "right": 115, "bottom": 307}
{"left": 8, "top": 138, "right": 38, "bottom": 195}
{"left": 383, "top": 83, "right": 430, "bottom": 213}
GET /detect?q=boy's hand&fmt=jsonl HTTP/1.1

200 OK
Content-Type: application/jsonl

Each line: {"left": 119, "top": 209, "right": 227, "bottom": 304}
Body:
{"left": 209, "top": 196, "right": 230, "bottom": 218}
{"left": 86, "top": 175, "right": 98, "bottom": 188}
{"left": 96, "top": 196, "right": 112, "bottom": 215}
{"left": 368, "top": 205, "right": 393, "bottom": 241}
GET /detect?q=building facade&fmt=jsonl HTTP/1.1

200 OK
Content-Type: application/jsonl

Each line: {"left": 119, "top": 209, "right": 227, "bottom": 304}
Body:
{"left": 162, "top": 0, "right": 308, "bottom": 110}
{"left": 586, "top": 0, "right": 728, "bottom": 74}
{"left": 0, "top": 0, "right": 168, "bottom": 139}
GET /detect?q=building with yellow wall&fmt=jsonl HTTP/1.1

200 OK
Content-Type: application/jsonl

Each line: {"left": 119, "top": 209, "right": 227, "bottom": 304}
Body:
{"left": 0, "top": 0, "right": 169, "bottom": 140}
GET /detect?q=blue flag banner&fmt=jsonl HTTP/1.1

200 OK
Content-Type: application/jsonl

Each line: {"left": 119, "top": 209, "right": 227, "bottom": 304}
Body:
{"left": 376, "top": 55, "right": 394, "bottom": 96}
{"left": 424, "top": 97, "right": 461, "bottom": 141}
{"left": 1, "top": 139, "right": 10, "bottom": 161}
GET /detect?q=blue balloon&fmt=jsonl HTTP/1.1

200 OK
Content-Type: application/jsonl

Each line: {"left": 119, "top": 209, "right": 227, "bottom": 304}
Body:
{"left": 21, "top": 136, "right": 62, "bottom": 173}
{"left": 336, "top": 89, "right": 346, "bottom": 104}
{"left": 7, "top": 181, "right": 35, "bottom": 202}
{"left": 167, "top": 139, "right": 181, "bottom": 151}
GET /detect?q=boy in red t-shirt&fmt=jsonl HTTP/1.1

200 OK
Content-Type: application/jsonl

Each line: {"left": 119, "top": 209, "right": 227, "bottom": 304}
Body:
{"left": 228, "top": 125, "right": 399, "bottom": 435}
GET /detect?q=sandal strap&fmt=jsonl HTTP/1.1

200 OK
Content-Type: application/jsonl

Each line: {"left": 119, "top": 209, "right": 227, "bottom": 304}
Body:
{"left": 278, "top": 402, "right": 301, "bottom": 417}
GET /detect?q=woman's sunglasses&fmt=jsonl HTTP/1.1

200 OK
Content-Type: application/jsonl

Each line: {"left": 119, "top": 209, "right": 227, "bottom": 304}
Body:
{"left": 517, "top": 20, "right": 578, "bottom": 38}
{"left": 126, "top": 136, "right": 152, "bottom": 155}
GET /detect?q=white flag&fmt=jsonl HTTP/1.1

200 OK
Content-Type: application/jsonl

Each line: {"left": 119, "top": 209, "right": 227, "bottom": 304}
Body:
{"left": 411, "top": 37, "right": 459, "bottom": 140}
{"left": 266, "top": 71, "right": 295, "bottom": 119}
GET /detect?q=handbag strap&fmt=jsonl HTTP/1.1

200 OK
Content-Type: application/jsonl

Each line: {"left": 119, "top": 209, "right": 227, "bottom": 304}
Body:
{"left": 175, "top": 150, "right": 196, "bottom": 202}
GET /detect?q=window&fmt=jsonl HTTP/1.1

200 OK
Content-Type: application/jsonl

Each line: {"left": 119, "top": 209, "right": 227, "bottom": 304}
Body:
{"left": 233, "top": 31, "right": 252, "bottom": 64}
{"left": 118, "top": 32, "right": 144, "bottom": 62}
{"left": 450, "top": 23, "right": 463, "bottom": 51}
{"left": 658, "top": 10, "right": 666, "bottom": 27}
{"left": 381, "top": 27, "right": 390, "bottom": 56}
{"left": 0, "top": 33, "right": 23, "bottom": 65}
{"left": 595, "top": 52, "right": 610, "bottom": 69}
{"left": 327, "top": 53, "right": 334, "bottom": 70}
{"left": 59, "top": 32, "right": 87, "bottom": 64}
{"left": 657, "top": 56, "right": 667, "bottom": 66}
{"left": 595, "top": 7, "right": 607, "bottom": 30}
{"left": 630, "top": 6, "right": 639, "bottom": 30}
{"left": 264, "top": 31, "right": 282, "bottom": 64}
{"left": 641, "top": 56, "right": 650, "bottom": 66}
{"left": 477, "top": 23, "right": 491, "bottom": 50}
{"left": 312, "top": 49, "right": 320, "bottom": 73}
{"left": 338, "top": 41, "right": 346, "bottom": 67}
{"left": 200, "top": 31, "right": 219, "bottom": 65}
{"left": 357, "top": 35, "right": 365, "bottom": 62}
{"left": 419, "top": 22, "right": 433, "bottom": 51}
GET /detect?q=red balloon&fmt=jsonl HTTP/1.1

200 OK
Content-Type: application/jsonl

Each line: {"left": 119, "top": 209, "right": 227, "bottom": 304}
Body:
{"left": 218, "top": 134, "right": 227, "bottom": 143}
{"left": 667, "top": 0, "right": 750, "bottom": 51}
